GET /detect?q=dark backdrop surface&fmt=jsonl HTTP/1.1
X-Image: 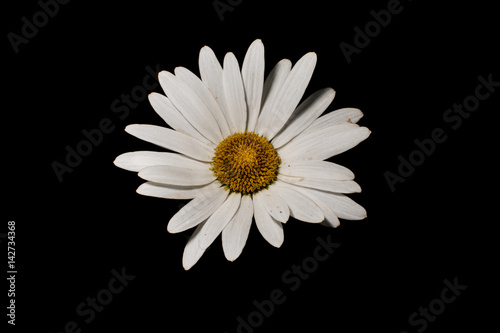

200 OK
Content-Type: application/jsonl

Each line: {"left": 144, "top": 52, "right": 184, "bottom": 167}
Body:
{"left": 4, "top": 0, "right": 498, "bottom": 332}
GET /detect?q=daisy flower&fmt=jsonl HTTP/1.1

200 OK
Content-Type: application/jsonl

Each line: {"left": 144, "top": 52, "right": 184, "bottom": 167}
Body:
{"left": 114, "top": 39, "right": 371, "bottom": 270}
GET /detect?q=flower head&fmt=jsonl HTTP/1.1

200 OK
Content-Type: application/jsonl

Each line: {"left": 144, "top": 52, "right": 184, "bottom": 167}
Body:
{"left": 114, "top": 39, "right": 370, "bottom": 269}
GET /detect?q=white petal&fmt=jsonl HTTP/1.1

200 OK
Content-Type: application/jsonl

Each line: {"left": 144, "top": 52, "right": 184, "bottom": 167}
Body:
{"left": 137, "top": 181, "right": 218, "bottom": 200}
{"left": 148, "top": 93, "right": 212, "bottom": 145}
{"left": 198, "top": 192, "right": 241, "bottom": 250}
{"left": 292, "top": 186, "right": 366, "bottom": 220}
{"left": 167, "top": 186, "right": 228, "bottom": 233}
{"left": 272, "top": 88, "right": 335, "bottom": 148}
{"left": 159, "top": 70, "right": 222, "bottom": 144}
{"left": 256, "top": 52, "right": 317, "bottom": 139}
{"left": 301, "top": 108, "right": 364, "bottom": 137}
{"left": 114, "top": 151, "right": 209, "bottom": 173}
{"left": 242, "top": 39, "right": 265, "bottom": 132}
{"left": 139, "top": 165, "right": 214, "bottom": 186}
{"left": 318, "top": 192, "right": 367, "bottom": 220}
{"left": 125, "top": 124, "right": 215, "bottom": 162}
{"left": 222, "top": 195, "right": 254, "bottom": 261}
{"left": 257, "top": 59, "right": 292, "bottom": 134}
{"left": 253, "top": 192, "right": 284, "bottom": 248}
{"left": 318, "top": 205, "right": 340, "bottom": 228}
{"left": 174, "top": 67, "right": 231, "bottom": 138}
{"left": 287, "top": 186, "right": 340, "bottom": 228}
{"left": 273, "top": 181, "right": 324, "bottom": 223}
{"left": 279, "top": 160, "right": 354, "bottom": 181}
{"left": 199, "top": 46, "right": 232, "bottom": 128}
{"left": 223, "top": 52, "right": 247, "bottom": 133}
{"left": 182, "top": 221, "right": 207, "bottom": 270}
{"left": 259, "top": 187, "right": 290, "bottom": 222}
{"left": 277, "top": 174, "right": 361, "bottom": 193}
{"left": 278, "top": 123, "right": 371, "bottom": 163}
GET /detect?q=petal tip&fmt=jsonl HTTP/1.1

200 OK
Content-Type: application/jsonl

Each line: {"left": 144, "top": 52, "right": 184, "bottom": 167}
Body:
{"left": 182, "top": 260, "right": 195, "bottom": 271}
{"left": 251, "top": 39, "right": 263, "bottom": 46}
{"left": 174, "top": 66, "right": 186, "bottom": 75}
{"left": 135, "top": 184, "right": 144, "bottom": 195}
{"left": 274, "top": 241, "right": 284, "bottom": 248}
{"left": 112, "top": 156, "right": 121, "bottom": 168}
{"left": 124, "top": 124, "right": 135, "bottom": 134}
{"left": 137, "top": 169, "right": 147, "bottom": 180}
{"left": 226, "top": 256, "right": 237, "bottom": 262}
{"left": 224, "top": 52, "right": 236, "bottom": 61}
{"left": 305, "top": 52, "right": 318, "bottom": 60}
{"left": 166, "top": 223, "right": 178, "bottom": 234}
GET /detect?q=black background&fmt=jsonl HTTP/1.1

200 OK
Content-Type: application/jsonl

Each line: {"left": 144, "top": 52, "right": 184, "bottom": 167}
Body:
{"left": 4, "top": 0, "right": 498, "bottom": 332}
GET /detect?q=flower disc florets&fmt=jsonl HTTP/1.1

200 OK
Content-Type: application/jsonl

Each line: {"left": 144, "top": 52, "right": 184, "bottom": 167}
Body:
{"left": 212, "top": 132, "right": 281, "bottom": 195}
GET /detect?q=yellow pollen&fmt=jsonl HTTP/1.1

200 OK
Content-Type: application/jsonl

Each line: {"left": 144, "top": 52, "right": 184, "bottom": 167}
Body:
{"left": 211, "top": 132, "right": 281, "bottom": 195}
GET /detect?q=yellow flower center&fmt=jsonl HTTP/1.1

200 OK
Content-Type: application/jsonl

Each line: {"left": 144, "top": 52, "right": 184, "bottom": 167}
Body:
{"left": 211, "top": 132, "right": 281, "bottom": 195}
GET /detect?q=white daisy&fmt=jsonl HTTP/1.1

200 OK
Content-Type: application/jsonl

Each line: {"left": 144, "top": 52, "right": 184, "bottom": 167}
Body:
{"left": 114, "top": 39, "right": 371, "bottom": 270}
